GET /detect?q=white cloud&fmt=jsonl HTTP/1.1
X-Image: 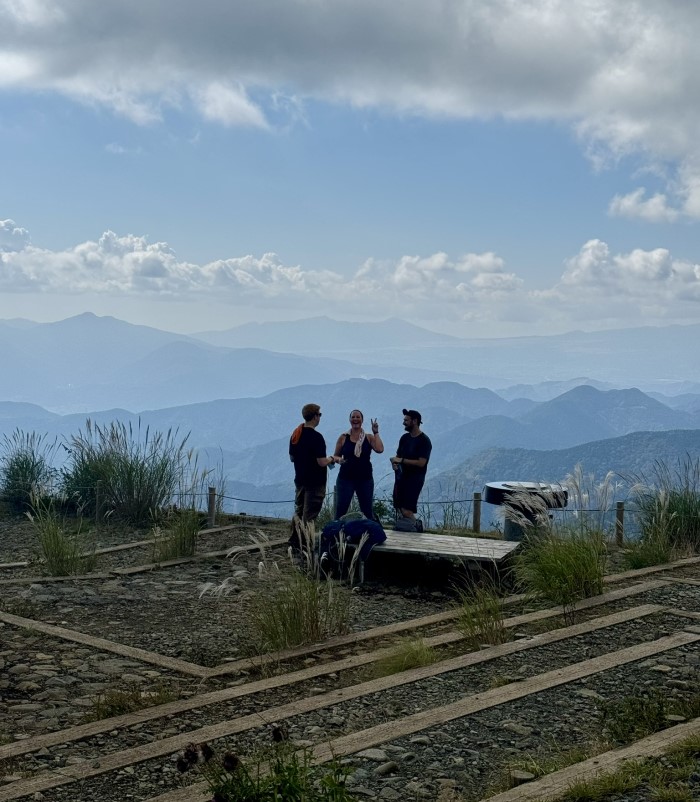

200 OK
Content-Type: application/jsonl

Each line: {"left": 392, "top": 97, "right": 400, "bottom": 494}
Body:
{"left": 3, "top": 223, "right": 699, "bottom": 331}
{"left": 194, "top": 82, "right": 269, "bottom": 129}
{"left": 2, "top": 1, "right": 700, "bottom": 213}
{"left": 0, "top": 219, "right": 30, "bottom": 252}
{"left": 557, "top": 240, "right": 700, "bottom": 312}
{"left": 608, "top": 188, "right": 680, "bottom": 222}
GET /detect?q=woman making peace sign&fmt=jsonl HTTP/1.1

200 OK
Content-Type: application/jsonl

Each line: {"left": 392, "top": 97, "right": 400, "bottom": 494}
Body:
{"left": 333, "top": 409, "right": 384, "bottom": 520}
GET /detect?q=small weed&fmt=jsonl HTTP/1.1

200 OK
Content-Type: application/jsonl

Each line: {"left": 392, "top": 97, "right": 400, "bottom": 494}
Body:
{"left": 84, "top": 681, "right": 181, "bottom": 722}
{"left": 454, "top": 581, "right": 509, "bottom": 649}
{"left": 152, "top": 507, "right": 202, "bottom": 561}
{"left": 176, "top": 736, "right": 357, "bottom": 801}
{"left": 512, "top": 745, "right": 597, "bottom": 779}
{"left": 372, "top": 637, "right": 438, "bottom": 678}
{"left": 209, "top": 523, "right": 354, "bottom": 654}
{"left": 621, "top": 532, "right": 673, "bottom": 569}
{"left": 600, "top": 688, "right": 700, "bottom": 744}
{"left": 0, "top": 597, "right": 39, "bottom": 618}
{"left": 487, "top": 674, "right": 515, "bottom": 689}
{"left": 556, "top": 733, "right": 700, "bottom": 802}
{"left": 248, "top": 568, "right": 352, "bottom": 653}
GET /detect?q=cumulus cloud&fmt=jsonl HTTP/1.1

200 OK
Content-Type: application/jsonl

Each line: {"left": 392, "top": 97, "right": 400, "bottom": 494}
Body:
{"left": 2, "top": 223, "right": 699, "bottom": 330}
{"left": 2, "top": 1, "right": 700, "bottom": 214}
{"left": 0, "top": 226, "right": 525, "bottom": 324}
{"left": 556, "top": 239, "right": 700, "bottom": 313}
{"left": 608, "top": 188, "right": 680, "bottom": 222}
{"left": 0, "top": 219, "right": 30, "bottom": 252}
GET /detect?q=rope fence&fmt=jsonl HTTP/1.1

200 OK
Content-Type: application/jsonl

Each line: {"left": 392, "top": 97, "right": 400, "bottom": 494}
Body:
{"left": 0, "top": 479, "right": 641, "bottom": 541}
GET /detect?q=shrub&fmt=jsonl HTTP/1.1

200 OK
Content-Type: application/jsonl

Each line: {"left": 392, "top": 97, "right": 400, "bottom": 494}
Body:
{"left": 515, "top": 530, "right": 606, "bottom": 618}
{"left": 27, "top": 496, "right": 96, "bottom": 576}
{"left": 628, "top": 456, "right": 700, "bottom": 554}
{"left": 61, "top": 419, "right": 190, "bottom": 526}
{"left": 622, "top": 517, "right": 673, "bottom": 569}
{"left": 0, "top": 430, "right": 58, "bottom": 512}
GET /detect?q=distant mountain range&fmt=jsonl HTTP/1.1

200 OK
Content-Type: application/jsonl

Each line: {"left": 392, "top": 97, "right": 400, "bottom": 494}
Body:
{"left": 1, "top": 373, "right": 699, "bottom": 521}
{"left": 2, "top": 313, "right": 700, "bottom": 414}
{"left": 194, "top": 316, "right": 700, "bottom": 393}
{"left": 1, "top": 312, "right": 700, "bottom": 523}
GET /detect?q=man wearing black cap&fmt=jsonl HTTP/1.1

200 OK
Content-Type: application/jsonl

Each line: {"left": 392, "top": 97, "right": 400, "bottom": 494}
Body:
{"left": 390, "top": 409, "right": 432, "bottom": 531}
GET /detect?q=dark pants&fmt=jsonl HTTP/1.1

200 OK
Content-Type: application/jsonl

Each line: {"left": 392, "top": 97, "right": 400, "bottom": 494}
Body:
{"left": 335, "top": 477, "right": 374, "bottom": 520}
{"left": 393, "top": 472, "right": 425, "bottom": 514}
{"left": 289, "top": 483, "right": 326, "bottom": 550}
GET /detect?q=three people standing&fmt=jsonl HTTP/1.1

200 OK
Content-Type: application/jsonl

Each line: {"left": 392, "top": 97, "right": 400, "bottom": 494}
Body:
{"left": 289, "top": 403, "right": 431, "bottom": 533}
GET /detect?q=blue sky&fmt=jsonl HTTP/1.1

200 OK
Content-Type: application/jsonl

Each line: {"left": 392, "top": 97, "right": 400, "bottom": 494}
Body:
{"left": 1, "top": 0, "right": 699, "bottom": 338}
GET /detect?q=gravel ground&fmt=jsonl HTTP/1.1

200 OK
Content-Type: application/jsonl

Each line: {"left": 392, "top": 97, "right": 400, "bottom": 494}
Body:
{"left": 2, "top": 516, "right": 700, "bottom": 802}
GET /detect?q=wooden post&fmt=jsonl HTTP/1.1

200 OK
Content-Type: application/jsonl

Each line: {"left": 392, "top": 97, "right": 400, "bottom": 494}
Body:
{"left": 95, "top": 479, "right": 102, "bottom": 525}
{"left": 473, "top": 491, "right": 481, "bottom": 534}
{"left": 208, "top": 486, "right": 216, "bottom": 528}
{"left": 615, "top": 501, "right": 624, "bottom": 546}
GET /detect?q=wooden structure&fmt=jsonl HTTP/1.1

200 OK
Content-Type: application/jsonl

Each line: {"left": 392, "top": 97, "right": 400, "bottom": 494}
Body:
{"left": 354, "top": 530, "right": 520, "bottom": 582}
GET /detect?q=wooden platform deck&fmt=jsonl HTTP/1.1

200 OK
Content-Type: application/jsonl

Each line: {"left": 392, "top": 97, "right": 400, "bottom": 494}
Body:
{"left": 354, "top": 530, "right": 520, "bottom": 582}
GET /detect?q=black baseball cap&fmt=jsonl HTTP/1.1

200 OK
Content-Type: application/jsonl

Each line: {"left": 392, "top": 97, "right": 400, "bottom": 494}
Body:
{"left": 402, "top": 408, "right": 422, "bottom": 424}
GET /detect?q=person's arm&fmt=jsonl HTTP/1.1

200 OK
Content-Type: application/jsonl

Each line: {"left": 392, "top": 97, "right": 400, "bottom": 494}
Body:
{"left": 369, "top": 418, "right": 384, "bottom": 453}
{"left": 397, "top": 455, "right": 428, "bottom": 468}
{"left": 334, "top": 434, "right": 346, "bottom": 459}
{"left": 316, "top": 455, "right": 337, "bottom": 466}
{"left": 370, "top": 433, "right": 384, "bottom": 453}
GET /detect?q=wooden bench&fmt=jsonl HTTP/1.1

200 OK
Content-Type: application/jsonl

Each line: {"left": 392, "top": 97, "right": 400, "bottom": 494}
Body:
{"left": 353, "top": 530, "right": 520, "bottom": 583}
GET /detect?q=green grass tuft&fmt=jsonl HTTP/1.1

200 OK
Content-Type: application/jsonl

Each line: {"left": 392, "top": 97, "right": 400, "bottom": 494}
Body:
{"left": 372, "top": 637, "right": 438, "bottom": 678}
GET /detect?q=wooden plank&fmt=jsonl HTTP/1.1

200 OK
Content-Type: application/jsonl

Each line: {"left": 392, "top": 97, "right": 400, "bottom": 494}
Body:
{"left": 365, "top": 530, "right": 519, "bottom": 562}
{"left": 482, "top": 716, "right": 700, "bottom": 802}
{"left": 3, "top": 623, "right": 695, "bottom": 802}
{"left": 0, "top": 611, "right": 208, "bottom": 677}
{"left": 603, "top": 555, "right": 700, "bottom": 584}
{"left": 112, "top": 538, "right": 287, "bottom": 575}
{"left": 310, "top": 631, "right": 700, "bottom": 762}
{"left": 145, "top": 632, "right": 700, "bottom": 802}
{"left": 666, "top": 609, "right": 700, "bottom": 622}
{"left": 0, "top": 572, "right": 113, "bottom": 585}
{"left": 0, "top": 604, "right": 663, "bottom": 762}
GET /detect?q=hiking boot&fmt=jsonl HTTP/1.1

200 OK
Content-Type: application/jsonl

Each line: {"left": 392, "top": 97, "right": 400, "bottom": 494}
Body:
{"left": 395, "top": 515, "right": 417, "bottom": 532}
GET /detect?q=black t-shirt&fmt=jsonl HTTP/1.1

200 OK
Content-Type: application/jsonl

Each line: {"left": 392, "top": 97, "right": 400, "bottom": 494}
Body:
{"left": 396, "top": 432, "right": 432, "bottom": 477}
{"left": 289, "top": 426, "right": 327, "bottom": 487}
